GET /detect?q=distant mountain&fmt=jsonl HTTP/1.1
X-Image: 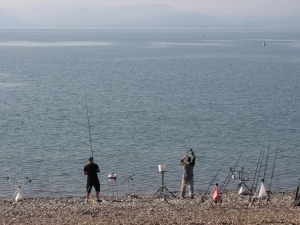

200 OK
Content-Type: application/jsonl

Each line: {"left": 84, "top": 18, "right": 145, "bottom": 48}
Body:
{"left": 224, "top": 14, "right": 300, "bottom": 27}
{"left": 1, "top": 4, "right": 299, "bottom": 28}
{"left": 0, "top": 8, "right": 29, "bottom": 27}
{"left": 1, "top": 4, "right": 223, "bottom": 28}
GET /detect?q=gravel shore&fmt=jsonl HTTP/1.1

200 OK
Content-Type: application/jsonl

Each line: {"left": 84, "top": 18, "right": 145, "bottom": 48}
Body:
{"left": 1, "top": 192, "right": 299, "bottom": 225}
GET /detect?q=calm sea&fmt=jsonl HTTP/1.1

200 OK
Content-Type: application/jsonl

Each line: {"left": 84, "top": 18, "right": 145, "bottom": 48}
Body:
{"left": 0, "top": 28, "right": 300, "bottom": 199}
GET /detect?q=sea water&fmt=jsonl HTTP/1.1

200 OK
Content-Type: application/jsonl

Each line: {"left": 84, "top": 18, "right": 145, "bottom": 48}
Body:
{"left": 0, "top": 28, "right": 300, "bottom": 199}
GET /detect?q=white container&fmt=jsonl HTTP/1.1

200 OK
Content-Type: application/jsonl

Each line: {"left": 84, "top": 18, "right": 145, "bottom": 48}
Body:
{"left": 108, "top": 173, "right": 117, "bottom": 179}
{"left": 158, "top": 164, "right": 167, "bottom": 172}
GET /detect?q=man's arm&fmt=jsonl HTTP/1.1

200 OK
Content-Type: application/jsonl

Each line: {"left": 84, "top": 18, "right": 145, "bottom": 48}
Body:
{"left": 84, "top": 165, "right": 87, "bottom": 175}
{"left": 181, "top": 154, "right": 188, "bottom": 161}
{"left": 96, "top": 164, "right": 100, "bottom": 173}
{"left": 191, "top": 152, "right": 196, "bottom": 166}
{"left": 180, "top": 154, "right": 188, "bottom": 165}
{"left": 192, "top": 152, "right": 196, "bottom": 159}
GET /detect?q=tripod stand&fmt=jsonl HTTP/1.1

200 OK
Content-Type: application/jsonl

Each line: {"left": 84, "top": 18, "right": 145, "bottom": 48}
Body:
{"left": 232, "top": 167, "right": 251, "bottom": 194}
{"left": 153, "top": 172, "right": 176, "bottom": 203}
{"left": 237, "top": 179, "right": 252, "bottom": 194}
{"left": 8, "top": 177, "right": 31, "bottom": 202}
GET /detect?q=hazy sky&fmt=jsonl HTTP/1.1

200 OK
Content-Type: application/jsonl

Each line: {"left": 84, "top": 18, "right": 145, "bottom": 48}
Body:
{"left": 1, "top": 0, "right": 300, "bottom": 16}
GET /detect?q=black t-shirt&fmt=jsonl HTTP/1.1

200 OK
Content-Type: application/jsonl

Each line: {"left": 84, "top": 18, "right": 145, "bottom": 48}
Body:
{"left": 84, "top": 163, "right": 99, "bottom": 179}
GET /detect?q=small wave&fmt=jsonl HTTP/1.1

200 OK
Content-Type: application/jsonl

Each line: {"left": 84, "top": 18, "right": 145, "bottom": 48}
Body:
{"left": 0, "top": 72, "right": 12, "bottom": 77}
{"left": 0, "top": 82, "right": 27, "bottom": 87}
{"left": 0, "top": 41, "right": 117, "bottom": 47}
{"left": 150, "top": 41, "right": 223, "bottom": 47}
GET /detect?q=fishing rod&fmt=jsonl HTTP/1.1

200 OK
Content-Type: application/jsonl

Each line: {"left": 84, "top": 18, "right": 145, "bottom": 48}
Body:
{"left": 219, "top": 152, "right": 243, "bottom": 193}
{"left": 254, "top": 142, "right": 270, "bottom": 192}
{"left": 250, "top": 142, "right": 265, "bottom": 193}
{"left": 262, "top": 142, "right": 271, "bottom": 181}
{"left": 186, "top": 148, "right": 194, "bottom": 154}
{"left": 84, "top": 87, "right": 94, "bottom": 158}
{"left": 252, "top": 141, "right": 271, "bottom": 197}
{"left": 268, "top": 141, "right": 279, "bottom": 191}
{"left": 198, "top": 161, "right": 226, "bottom": 205}
{"left": 248, "top": 143, "right": 265, "bottom": 204}
{"left": 120, "top": 174, "right": 135, "bottom": 185}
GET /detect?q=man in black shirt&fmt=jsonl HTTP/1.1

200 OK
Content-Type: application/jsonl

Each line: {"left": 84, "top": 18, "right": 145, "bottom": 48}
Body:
{"left": 180, "top": 152, "right": 196, "bottom": 198}
{"left": 84, "top": 156, "right": 101, "bottom": 203}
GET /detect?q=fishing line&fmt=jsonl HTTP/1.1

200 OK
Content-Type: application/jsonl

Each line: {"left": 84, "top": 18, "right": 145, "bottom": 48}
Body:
{"left": 84, "top": 87, "right": 94, "bottom": 158}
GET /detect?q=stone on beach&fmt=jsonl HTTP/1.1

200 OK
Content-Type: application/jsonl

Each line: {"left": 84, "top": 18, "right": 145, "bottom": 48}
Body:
{"left": 0, "top": 192, "right": 299, "bottom": 224}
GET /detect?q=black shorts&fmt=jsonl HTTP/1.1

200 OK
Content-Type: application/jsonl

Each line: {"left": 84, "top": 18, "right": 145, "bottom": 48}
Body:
{"left": 86, "top": 178, "right": 100, "bottom": 193}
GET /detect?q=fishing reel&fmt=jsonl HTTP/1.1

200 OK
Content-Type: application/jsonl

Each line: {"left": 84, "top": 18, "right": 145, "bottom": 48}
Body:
{"left": 120, "top": 174, "right": 135, "bottom": 185}
{"left": 186, "top": 148, "right": 195, "bottom": 154}
{"left": 230, "top": 167, "right": 250, "bottom": 182}
{"left": 7, "top": 176, "right": 32, "bottom": 184}
{"left": 127, "top": 174, "right": 135, "bottom": 181}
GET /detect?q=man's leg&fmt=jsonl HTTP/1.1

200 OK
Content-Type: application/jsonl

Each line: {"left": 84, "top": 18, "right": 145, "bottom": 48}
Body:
{"left": 85, "top": 179, "right": 92, "bottom": 201}
{"left": 95, "top": 179, "right": 100, "bottom": 200}
{"left": 189, "top": 180, "right": 194, "bottom": 198}
{"left": 180, "top": 179, "right": 186, "bottom": 197}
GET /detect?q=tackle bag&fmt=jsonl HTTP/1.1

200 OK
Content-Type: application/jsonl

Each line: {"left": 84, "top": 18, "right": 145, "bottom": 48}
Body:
{"left": 213, "top": 185, "right": 221, "bottom": 202}
{"left": 258, "top": 182, "right": 268, "bottom": 199}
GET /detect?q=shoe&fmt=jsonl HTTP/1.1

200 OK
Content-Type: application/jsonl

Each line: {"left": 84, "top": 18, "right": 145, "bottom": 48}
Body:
{"left": 95, "top": 199, "right": 102, "bottom": 203}
{"left": 84, "top": 199, "right": 88, "bottom": 203}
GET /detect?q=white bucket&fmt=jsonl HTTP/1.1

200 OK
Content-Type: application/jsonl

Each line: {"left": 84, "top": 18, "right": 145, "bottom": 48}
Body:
{"left": 158, "top": 164, "right": 167, "bottom": 172}
{"left": 108, "top": 173, "right": 117, "bottom": 179}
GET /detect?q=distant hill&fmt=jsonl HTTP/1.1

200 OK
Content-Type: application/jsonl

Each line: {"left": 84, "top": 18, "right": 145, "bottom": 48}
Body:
{"left": 0, "top": 4, "right": 224, "bottom": 28}
{"left": 1, "top": 4, "right": 299, "bottom": 28}
{"left": 0, "top": 8, "right": 29, "bottom": 27}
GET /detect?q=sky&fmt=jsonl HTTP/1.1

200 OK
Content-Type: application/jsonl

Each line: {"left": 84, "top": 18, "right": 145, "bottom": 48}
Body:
{"left": 1, "top": 0, "right": 300, "bottom": 17}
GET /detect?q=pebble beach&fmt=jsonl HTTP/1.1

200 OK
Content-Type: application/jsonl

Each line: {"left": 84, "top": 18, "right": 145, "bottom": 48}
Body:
{"left": 1, "top": 192, "right": 299, "bottom": 225}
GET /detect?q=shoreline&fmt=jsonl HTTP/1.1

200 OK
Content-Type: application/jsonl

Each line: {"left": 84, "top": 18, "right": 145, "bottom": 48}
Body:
{"left": 1, "top": 192, "right": 299, "bottom": 224}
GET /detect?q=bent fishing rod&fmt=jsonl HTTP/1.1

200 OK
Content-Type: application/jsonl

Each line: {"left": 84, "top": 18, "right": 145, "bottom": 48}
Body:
{"left": 84, "top": 87, "right": 94, "bottom": 158}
